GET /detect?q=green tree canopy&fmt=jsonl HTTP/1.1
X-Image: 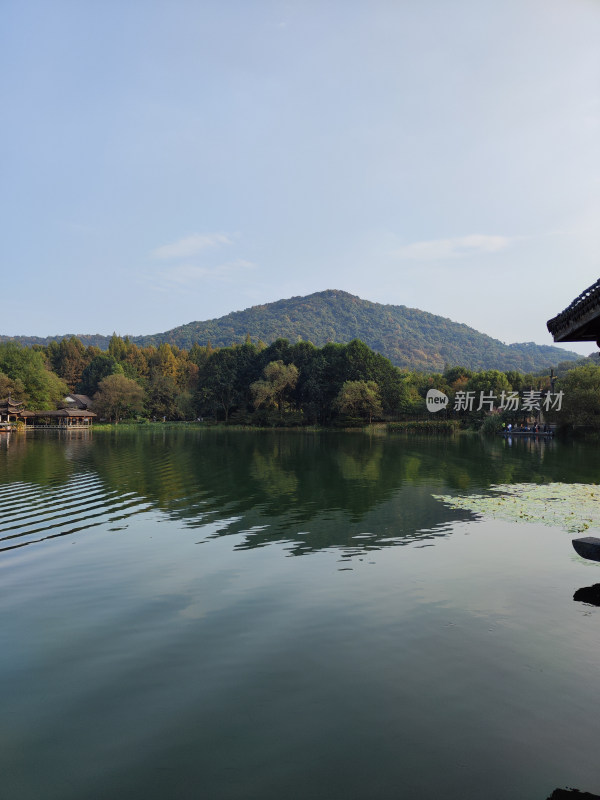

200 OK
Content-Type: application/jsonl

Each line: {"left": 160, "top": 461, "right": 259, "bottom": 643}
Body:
{"left": 0, "top": 371, "right": 26, "bottom": 403}
{"left": 198, "top": 348, "right": 240, "bottom": 421}
{"left": 558, "top": 364, "right": 600, "bottom": 429}
{"left": 93, "top": 374, "right": 145, "bottom": 422}
{"left": 145, "top": 374, "right": 179, "bottom": 420}
{"left": 465, "top": 369, "right": 511, "bottom": 396}
{"left": 444, "top": 366, "right": 473, "bottom": 385}
{"left": 335, "top": 380, "right": 383, "bottom": 424}
{"left": 0, "top": 342, "right": 67, "bottom": 409}
{"left": 251, "top": 360, "right": 299, "bottom": 416}
{"left": 78, "top": 354, "right": 123, "bottom": 396}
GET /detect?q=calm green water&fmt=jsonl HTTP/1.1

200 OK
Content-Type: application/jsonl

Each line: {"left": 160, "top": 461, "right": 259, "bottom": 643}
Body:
{"left": 1, "top": 429, "right": 600, "bottom": 800}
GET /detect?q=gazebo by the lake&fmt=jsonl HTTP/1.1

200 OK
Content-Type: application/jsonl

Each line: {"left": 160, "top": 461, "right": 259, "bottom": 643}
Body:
{"left": 0, "top": 397, "right": 25, "bottom": 424}
{"left": 0, "top": 399, "right": 96, "bottom": 429}
{"left": 31, "top": 409, "right": 96, "bottom": 428}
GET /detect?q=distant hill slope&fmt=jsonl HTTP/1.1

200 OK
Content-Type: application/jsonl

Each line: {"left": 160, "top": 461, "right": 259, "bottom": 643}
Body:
{"left": 135, "top": 290, "right": 579, "bottom": 372}
{"left": 1, "top": 290, "right": 581, "bottom": 373}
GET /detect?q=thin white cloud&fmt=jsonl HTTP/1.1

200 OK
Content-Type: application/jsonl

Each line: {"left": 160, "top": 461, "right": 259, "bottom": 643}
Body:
{"left": 155, "top": 259, "right": 256, "bottom": 288}
{"left": 393, "top": 234, "right": 512, "bottom": 261}
{"left": 152, "top": 233, "right": 233, "bottom": 260}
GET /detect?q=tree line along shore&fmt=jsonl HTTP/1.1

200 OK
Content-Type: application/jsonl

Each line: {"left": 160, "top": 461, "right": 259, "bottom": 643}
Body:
{"left": 0, "top": 335, "right": 598, "bottom": 431}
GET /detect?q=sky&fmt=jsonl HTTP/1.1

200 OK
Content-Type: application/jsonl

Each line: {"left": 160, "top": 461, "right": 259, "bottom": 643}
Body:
{"left": 2, "top": 0, "right": 599, "bottom": 355}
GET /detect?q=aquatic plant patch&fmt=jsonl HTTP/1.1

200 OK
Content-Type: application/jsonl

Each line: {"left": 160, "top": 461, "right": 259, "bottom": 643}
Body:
{"left": 433, "top": 483, "right": 600, "bottom": 533}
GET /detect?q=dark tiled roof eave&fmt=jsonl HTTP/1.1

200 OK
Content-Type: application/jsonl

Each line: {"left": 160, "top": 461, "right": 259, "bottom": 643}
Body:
{"left": 547, "top": 278, "right": 600, "bottom": 342}
{"left": 65, "top": 394, "right": 93, "bottom": 408}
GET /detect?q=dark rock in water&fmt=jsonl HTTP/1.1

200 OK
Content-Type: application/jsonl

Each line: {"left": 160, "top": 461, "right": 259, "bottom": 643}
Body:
{"left": 572, "top": 536, "right": 600, "bottom": 562}
{"left": 547, "top": 790, "right": 600, "bottom": 799}
{"left": 573, "top": 584, "right": 600, "bottom": 606}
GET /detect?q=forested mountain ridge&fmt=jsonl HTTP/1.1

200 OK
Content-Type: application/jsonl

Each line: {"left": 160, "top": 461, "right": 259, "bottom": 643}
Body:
{"left": 1, "top": 290, "right": 580, "bottom": 372}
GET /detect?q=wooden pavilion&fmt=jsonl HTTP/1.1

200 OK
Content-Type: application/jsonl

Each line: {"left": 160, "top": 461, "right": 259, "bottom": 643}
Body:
{"left": 0, "top": 397, "right": 95, "bottom": 429}
{"left": 0, "top": 396, "right": 25, "bottom": 424}
{"left": 547, "top": 278, "right": 600, "bottom": 345}
{"left": 549, "top": 279, "right": 600, "bottom": 563}
{"left": 30, "top": 409, "right": 96, "bottom": 428}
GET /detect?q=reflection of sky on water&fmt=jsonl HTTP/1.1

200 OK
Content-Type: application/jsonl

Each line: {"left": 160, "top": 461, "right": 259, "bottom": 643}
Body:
{"left": 2, "top": 431, "right": 600, "bottom": 799}
{"left": 3, "top": 506, "right": 600, "bottom": 799}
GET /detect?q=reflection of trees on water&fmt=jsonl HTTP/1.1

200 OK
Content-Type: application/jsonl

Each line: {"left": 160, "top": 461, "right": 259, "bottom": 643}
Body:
{"left": 87, "top": 429, "right": 600, "bottom": 554}
{"left": 0, "top": 431, "right": 94, "bottom": 487}
{"left": 3, "top": 429, "right": 600, "bottom": 555}
{"left": 336, "top": 444, "right": 383, "bottom": 483}
{"left": 251, "top": 448, "right": 299, "bottom": 498}
{"left": 84, "top": 430, "right": 470, "bottom": 553}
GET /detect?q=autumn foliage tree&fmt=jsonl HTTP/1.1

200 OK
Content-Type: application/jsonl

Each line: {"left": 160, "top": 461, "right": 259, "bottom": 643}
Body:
{"left": 47, "top": 336, "right": 89, "bottom": 390}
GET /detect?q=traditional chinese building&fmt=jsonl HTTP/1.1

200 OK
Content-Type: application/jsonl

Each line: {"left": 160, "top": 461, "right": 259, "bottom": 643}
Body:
{"left": 0, "top": 396, "right": 25, "bottom": 424}
{"left": 0, "top": 396, "right": 95, "bottom": 428}
{"left": 547, "top": 278, "right": 600, "bottom": 344}
{"left": 63, "top": 394, "right": 94, "bottom": 410}
{"left": 33, "top": 409, "right": 96, "bottom": 428}
{"left": 554, "top": 282, "right": 600, "bottom": 561}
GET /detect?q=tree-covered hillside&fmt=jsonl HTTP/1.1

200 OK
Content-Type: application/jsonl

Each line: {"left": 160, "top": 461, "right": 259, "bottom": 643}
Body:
{"left": 137, "top": 290, "right": 578, "bottom": 372}
{"left": 1, "top": 290, "right": 580, "bottom": 373}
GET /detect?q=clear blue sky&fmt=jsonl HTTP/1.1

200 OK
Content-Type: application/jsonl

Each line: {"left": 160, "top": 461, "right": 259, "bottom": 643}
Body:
{"left": 2, "top": 1, "right": 599, "bottom": 355}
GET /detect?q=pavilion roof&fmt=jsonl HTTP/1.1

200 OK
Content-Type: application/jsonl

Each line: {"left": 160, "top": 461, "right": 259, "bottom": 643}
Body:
{"left": 547, "top": 278, "right": 600, "bottom": 343}
{"left": 35, "top": 409, "right": 96, "bottom": 418}
{"left": 0, "top": 398, "right": 24, "bottom": 406}
{"left": 64, "top": 393, "right": 93, "bottom": 408}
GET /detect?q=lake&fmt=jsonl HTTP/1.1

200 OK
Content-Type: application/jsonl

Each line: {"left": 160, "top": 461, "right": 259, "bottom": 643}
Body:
{"left": 1, "top": 428, "right": 599, "bottom": 800}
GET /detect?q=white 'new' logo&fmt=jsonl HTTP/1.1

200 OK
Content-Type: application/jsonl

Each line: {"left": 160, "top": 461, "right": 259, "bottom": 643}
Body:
{"left": 426, "top": 389, "right": 449, "bottom": 413}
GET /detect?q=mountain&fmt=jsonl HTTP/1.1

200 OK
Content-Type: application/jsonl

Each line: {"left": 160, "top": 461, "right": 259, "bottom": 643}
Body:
{"left": 136, "top": 290, "right": 581, "bottom": 372}
{"left": 1, "top": 290, "right": 581, "bottom": 373}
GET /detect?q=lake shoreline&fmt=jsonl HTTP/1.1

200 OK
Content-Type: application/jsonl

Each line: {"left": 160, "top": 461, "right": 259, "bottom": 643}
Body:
{"left": 84, "top": 419, "right": 464, "bottom": 435}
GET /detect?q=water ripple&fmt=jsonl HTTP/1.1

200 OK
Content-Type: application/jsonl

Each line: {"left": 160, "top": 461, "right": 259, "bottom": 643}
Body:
{"left": 0, "top": 474, "right": 152, "bottom": 552}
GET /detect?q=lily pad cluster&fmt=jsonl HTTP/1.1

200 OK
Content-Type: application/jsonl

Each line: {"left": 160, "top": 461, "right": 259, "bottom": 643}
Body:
{"left": 433, "top": 483, "right": 600, "bottom": 534}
